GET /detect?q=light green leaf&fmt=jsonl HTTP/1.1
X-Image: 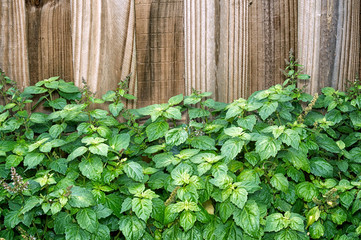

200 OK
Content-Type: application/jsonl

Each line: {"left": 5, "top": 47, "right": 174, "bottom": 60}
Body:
{"left": 221, "top": 138, "right": 244, "bottom": 161}
{"left": 68, "top": 146, "right": 88, "bottom": 161}
{"left": 164, "top": 107, "right": 182, "bottom": 120}
{"left": 331, "top": 207, "right": 347, "bottom": 225}
{"left": 296, "top": 182, "right": 317, "bottom": 202}
{"left": 188, "top": 108, "right": 209, "bottom": 119}
{"left": 109, "top": 102, "right": 124, "bottom": 117}
{"left": 49, "top": 123, "right": 67, "bottom": 138}
{"left": 310, "top": 157, "right": 333, "bottom": 178}
{"left": 191, "top": 136, "right": 216, "bottom": 150}
{"left": 132, "top": 198, "right": 152, "bottom": 221}
{"left": 271, "top": 173, "right": 289, "bottom": 193}
{"left": 153, "top": 153, "right": 176, "bottom": 168}
{"left": 255, "top": 136, "right": 281, "bottom": 160}
{"left": 237, "top": 115, "right": 257, "bottom": 131}
{"left": 69, "top": 186, "right": 95, "bottom": 208}
{"left": 180, "top": 211, "right": 196, "bottom": 232}
{"left": 146, "top": 120, "right": 169, "bottom": 142}
{"left": 124, "top": 162, "right": 144, "bottom": 182}
{"left": 280, "top": 129, "right": 300, "bottom": 149}
{"left": 165, "top": 128, "right": 188, "bottom": 146}
{"left": 118, "top": 215, "right": 146, "bottom": 240}
{"left": 233, "top": 201, "right": 260, "bottom": 238}
{"left": 168, "top": 94, "right": 183, "bottom": 105}
{"left": 230, "top": 188, "right": 247, "bottom": 209}
{"left": 109, "top": 133, "right": 130, "bottom": 151}
{"left": 4, "top": 210, "right": 21, "bottom": 228}
{"left": 89, "top": 143, "right": 108, "bottom": 156}
{"left": 79, "top": 156, "right": 103, "bottom": 181}
{"left": 5, "top": 155, "right": 23, "bottom": 168}
{"left": 219, "top": 200, "right": 235, "bottom": 223}
{"left": 65, "top": 224, "right": 91, "bottom": 240}
{"left": 309, "top": 221, "right": 324, "bottom": 239}
{"left": 259, "top": 101, "right": 278, "bottom": 120}
{"left": 264, "top": 213, "right": 285, "bottom": 232}
{"left": 21, "top": 196, "right": 40, "bottom": 214}
{"left": 76, "top": 208, "right": 99, "bottom": 233}
{"left": 24, "top": 153, "right": 45, "bottom": 169}
{"left": 282, "top": 148, "right": 310, "bottom": 173}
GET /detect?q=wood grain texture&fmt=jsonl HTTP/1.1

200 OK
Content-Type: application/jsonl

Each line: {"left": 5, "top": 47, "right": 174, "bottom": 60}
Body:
{"left": 184, "top": 0, "right": 249, "bottom": 103}
{"left": 0, "top": 0, "right": 29, "bottom": 89}
{"left": 248, "top": 0, "right": 298, "bottom": 95}
{"left": 26, "top": 0, "right": 73, "bottom": 85}
{"left": 298, "top": 0, "right": 360, "bottom": 93}
{"left": 135, "top": 0, "right": 184, "bottom": 107}
{"left": 71, "top": 0, "right": 137, "bottom": 107}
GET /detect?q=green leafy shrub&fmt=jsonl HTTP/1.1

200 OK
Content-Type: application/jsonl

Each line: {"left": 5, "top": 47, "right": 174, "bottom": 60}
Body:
{"left": 0, "top": 59, "right": 361, "bottom": 240}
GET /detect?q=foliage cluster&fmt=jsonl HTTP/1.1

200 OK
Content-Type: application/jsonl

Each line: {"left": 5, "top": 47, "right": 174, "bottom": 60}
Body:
{"left": 1, "top": 59, "right": 361, "bottom": 240}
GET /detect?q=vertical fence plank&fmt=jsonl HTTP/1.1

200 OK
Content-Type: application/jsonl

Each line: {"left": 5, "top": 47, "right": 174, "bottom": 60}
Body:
{"left": 298, "top": 0, "right": 360, "bottom": 93}
{"left": 184, "top": 0, "right": 217, "bottom": 97}
{"left": 184, "top": 0, "right": 249, "bottom": 102}
{"left": 26, "top": 0, "right": 73, "bottom": 85}
{"left": 248, "top": 0, "right": 298, "bottom": 95}
{"left": 71, "top": 0, "right": 137, "bottom": 106}
{"left": 135, "top": 0, "right": 184, "bottom": 107}
{"left": 0, "top": 0, "right": 29, "bottom": 89}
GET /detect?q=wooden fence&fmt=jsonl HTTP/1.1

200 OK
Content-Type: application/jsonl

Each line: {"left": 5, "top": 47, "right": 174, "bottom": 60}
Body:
{"left": 0, "top": 0, "right": 360, "bottom": 107}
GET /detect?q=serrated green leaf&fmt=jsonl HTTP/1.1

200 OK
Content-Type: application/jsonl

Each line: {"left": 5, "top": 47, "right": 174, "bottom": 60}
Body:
{"left": 146, "top": 120, "right": 169, "bottom": 141}
{"left": 24, "top": 153, "right": 44, "bottom": 169}
{"left": 168, "top": 94, "right": 183, "bottom": 105}
{"left": 221, "top": 138, "right": 244, "bottom": 161}
{"left": 65, "top": 224, "right": 91, "bottom": 240}
{"left": 259, "top": 101, "right": 278, "bottom": 120}
{"left": 191, "top": 136, "right": 216, "bottom": 150}
{"left": 264, "top": 213, "right": 285, "bottom": 232}
{"left": 230, "top": 188, "right": 247, "bottom": 209}
{"left": 109, "top": 102, "right": 124, "bottom": 117}
{"left": 89, "top": 143, "right": 108, "bottom": 156}
{"left": 255, "top": 136, "right": 281, "bottom": 160}
{"left": 76, "top": 208, "right": 99, "bottom": 233}
{"left": 233, "top": 201, "right": 260, "bottom": 238}
{"left": 271, "top": 173, "right": 289, "bottom": 193}
{"left": 309, "top": 221, "right": 324, "bottom": 239}
{"left": 180, "top": 210, "right": 196, "bottom": 232}
{"left": 68, "top": 146, "right": 88, "bottom": 161}
{"left": 69, "top": 186, "right": 95, "bottom": 208}
{"left": 237, "top": 115, "right": 257, "bottom": 131}
{"left": 165, "top": 128, "right": 188, "bottom": 146}
{"left": 79, "top": 156, "right": 103, "bottom": 181}
{"left": 296, "top": 182, "right": 317, "bottom": 202}
{"left": 132, "top": 198, "right": 152, "bottom": 221}
{"left": 310, "top": 157, "right": 333, "bottom": 178}
{"left": 119, "top": 215, "right": 146, "bottom": 240}
{"left": 124, "top": 162, "right": 144, "bottom": 182}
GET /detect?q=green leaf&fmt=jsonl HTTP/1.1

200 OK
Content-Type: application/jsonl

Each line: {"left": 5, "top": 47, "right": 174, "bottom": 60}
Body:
{"left": 124, "top": 162, "right": 144, "bottom": 182}
{"left": 180, "top": 211, "right": 196, "bottom": 232}
{"left": 296, "top": 182, "right": 317, "bottom": 202}
{"left": 274, "top": 229, "right": 299, "bottom": 240}
{"left": 49, "top": 123, "right": 67, "bottom": 138}
{"left": 93, "top": 204, "right": 113, "bottom": 219}
{"left": 165, "top": 128, "right": 188, "bottom": 146}
{"left": 23, "top": 86, "right": 48, "bottom": 95}
{"left": 189, "top": 108, "right": 210, "bottom": 119}
{"left": 171, "top": 163, "right": 193, "bottom": 185}
{"left": 221, "top": 138, "right": 244, "bottom": 161}
{"left": 259, "top": 101, "right": 278, "bottom": 120}
{"left": 280, "top": 129, "right": 300, "bottom": 149}
{"left": 79, "top": 156, "right": 103, "bottom": 181}
{"left": 4, "top": 210, "right": 21, "bottom": 228}
{"left": 289, "top": 214, "right": 304, "bottom": 232}
{"left": 350, "top": 111, "right": 361, "bottom": 127}
{"left": 21, "top": 196, "right": 40, "bottom": 214}
{"left": 237, "top": 115, "right": 257, "bottom": 131}
{"left": 59, "top": 81, "right": 80, "bottom": 93}
{"left": 218, "top": 200, "right": 234, "bottom": 223}
{"left": 309, "top": 221, "right": 324, "bottom": 239}
{"left": 89, "top": 143, "right": 108, "bottom": 156}
{"left": 5, "top": 155, "right": 23, "bottom": 168}
{"left": 54, "top": 212, "right": 72, "bottom": 234}
{"left": 282, "top": 148, "right": 310, "bottom": 173}
{"left": 164, "top": 107, "right": 182, "bottom": 120}
{"left": 132, "top": 198, "right": 152, "bottom": 221}
{"left": 271, "top": 173, "right": 289, "bottom": 193}
{"left": 330, "top": 207, "right": 347, "bottom": 225}
{"left": 30, "top": 112, "right": 48, "bottom": 123}
{"left": 119, "top": 215, "right": 146, "bottom": 240}
{"left": 24, "top": 153, "right": 45, "bottom": 169}
{"left": 310, "top": 157, "right": 333, "bottom": 178}
{"left": 91, "top": 224, "right": 111, "bottom": 240}
{"left": 297, "top": 74, "right": 310, "bottom": 80}
{"left": 68, "top": 146, "right": 88, "bottom": 161}
{"left": 315, "top": 133, "right": 340, "bottom": 153}
{"left": 230, "top": 188, "right": 247, "bottom": 209}
{"left": 76, "top": 208, "right": 99, "bottom": 233}
{"left": 255, "top": 136, "right": 281, "bottom": 160}
{"left": 191, "top": 136, "right": 216, "bottom": 150}
{"left": 264, "top": 213, "right": 286, "bottom": 232}
{"left": 49, "top": 98, "right": 67, "bottom": 109}
{"left": 109, "top": 102, "right": 124, "bottom": 117}
{"left": 65, "top": 224, "right": 91, "bottom": 240}
{"left": 109, "top": 133, "right": 130, "bottom": 151}
{"left": 146, "top": 120, "right": 169, "bottom": 142}
{"left": 153, "top": 153, "right": 176, "bottom": 168}
{"left": 168, "top": 94, "right": 183, "bottom": 105}
{"left": 69, "top": 186, "right": 95, "bottom": 208}
{"left": 233, "top": 201, "right": 260, "bottom": 238}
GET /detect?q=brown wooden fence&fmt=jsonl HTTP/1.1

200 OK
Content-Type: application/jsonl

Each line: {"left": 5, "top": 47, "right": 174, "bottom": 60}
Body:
{"left": 0, "top": 0, "right": 360, "bottom": 107}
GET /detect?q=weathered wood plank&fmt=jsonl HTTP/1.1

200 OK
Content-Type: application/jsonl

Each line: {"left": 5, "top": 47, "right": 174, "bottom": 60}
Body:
{"left": 26, "top": 0, "right": 73, "bottom": 85}
{"left": 0, "top": 0, "right": 29, "bottom": 89}
{"left": 298, "top": 0, "right": 360, "bottom": 93}
{"left": 71, "top": 0, "right": 137, "bottom": 107}
{"left": 135, "top": 0, "right": 184, "bottom": 107}
{"left": 248, "top": 0, "right": 298, "bottom": 95}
